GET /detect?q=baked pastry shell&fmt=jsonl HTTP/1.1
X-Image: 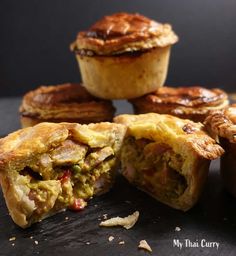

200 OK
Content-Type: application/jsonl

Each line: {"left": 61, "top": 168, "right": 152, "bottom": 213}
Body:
{"left": 75, "top": 46, "right": 171, "bottom": 99}
{"left": 19, "top": 83, "right": 116, "bottom": 127}
{"left": 130, "top": 87, "right": 229, "bottom": 123}
{"left": 0, "top": 122, "right": 126, "bottom": 228}
{"left": 114, "top": 113, "right": 223, "bottom": 211}
{"left": 204, "top": 106, "right": 236, "bottom": 197}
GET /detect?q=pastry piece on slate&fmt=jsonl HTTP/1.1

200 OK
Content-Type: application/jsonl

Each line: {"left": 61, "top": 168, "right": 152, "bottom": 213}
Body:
{"left": 130, "top": 86, "right": 229, "bottom": 122}
{"left": 71, "top": 12, "right": 178, "bottom": 99}
{"left": 204, "top": 105, "right": 236, "bottom": 197}
{"left": 0, "top": 122, "right": 126, "bottom": 228}
{"left": 114, "top": 113, "right": 224, "bottom": 211}
{"left": 19, "top": 83, "right": 115, "bottom": 128}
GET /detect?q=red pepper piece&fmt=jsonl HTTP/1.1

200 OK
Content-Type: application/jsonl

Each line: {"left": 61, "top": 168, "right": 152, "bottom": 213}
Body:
{"left": 69, "top": 198, "right": 86, "bottom": 211}
{"left": 59, "top": 170, "right": 71, "bottom": 184}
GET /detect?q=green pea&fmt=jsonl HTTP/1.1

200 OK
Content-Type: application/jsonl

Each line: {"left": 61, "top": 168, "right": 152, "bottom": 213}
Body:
{"left": 72, "top": 165, "right": 81, "bottom": 173}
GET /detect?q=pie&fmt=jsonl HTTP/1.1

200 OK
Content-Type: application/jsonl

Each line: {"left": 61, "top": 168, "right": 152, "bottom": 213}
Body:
{"left": 130, "top": 86, "right": 229, "bottom": 122}
{"left": 204, "top": 105, "right": 236, "bottom": 197}
{"left": 0, "top": 122, "right": 126, "bottom": 228}
{"left": 70, "top": 12, "right": 178, "bottom": 99}
{"left": 19, "top": 83, "right": 115, "bottom": 127}
{"left": 114, "top": 113, "right": 224, "bottom": 211}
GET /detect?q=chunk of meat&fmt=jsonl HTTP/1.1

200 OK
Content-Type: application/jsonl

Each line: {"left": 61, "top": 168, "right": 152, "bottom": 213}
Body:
{"left": 51, "top": 140, "right": 88, "bottom": 165}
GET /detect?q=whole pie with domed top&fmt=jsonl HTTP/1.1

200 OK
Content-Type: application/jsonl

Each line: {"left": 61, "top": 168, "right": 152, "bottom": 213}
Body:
{"left": 71, "top": 13, "right": 178, "bottom": 99}
{"left": 19, "top": 83, "right": 115, "bottom": 127}
{"left": 130, "top": 86, "right": 229, "bottom": 122}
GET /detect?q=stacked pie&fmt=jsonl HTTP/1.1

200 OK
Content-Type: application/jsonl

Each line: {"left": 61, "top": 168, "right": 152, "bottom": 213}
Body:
{"left": 71, "top": 12, "right": 178, "bottom": 99}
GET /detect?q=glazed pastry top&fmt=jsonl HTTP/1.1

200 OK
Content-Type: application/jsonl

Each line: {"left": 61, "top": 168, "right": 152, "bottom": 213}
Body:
{"left": 19, "top": 83, "right": 115, "bottom": 121}
{"left": 130, "top": 86, "right": 229, "bottom": 116}
{"left": 143, "top": 87, "right": 227, "bottom": 107}
{"left": 204, "top": 104, "right": 236, "bottom": 143}
{"left": 114, "top": 113, "right": 224, "bottom": 160}
{"left": 71, "top": 13, "right": 178, "bottom": 55}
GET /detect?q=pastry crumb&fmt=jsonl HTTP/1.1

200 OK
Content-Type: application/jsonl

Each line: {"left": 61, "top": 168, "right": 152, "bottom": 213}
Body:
{"left": 12, "top": 243, "right": 15, "bottom": 247}
{"left": 103, "top": 214, "right": 108, "bottom": 220}
{"left": 86, "top": 242, "right": 90, "bottom": 245}
{"left": 100, "top": 211, "right": 139, "bottom": 229}
{"left": 30, "top": 236, "right": 34, "bottom": 239}
{"left": 119, "top": 241, "right": 125, "bottom": 245}
{"left": 65, "top": 216, "right": 69, "bottom": 220}
{"left": 9, "top": 237, "right": 16, "bottom": 241}
{"left": 138, "top": 240, "right": 152, "bottom": 252}
{"left": 34, "top": 240, "right": 39, "bottom": 245}
{"left": 175, "top": 226, "right": 181, "bottom": 232}
{"left": 108, "top": 236, "right": 114, "bottom": 242}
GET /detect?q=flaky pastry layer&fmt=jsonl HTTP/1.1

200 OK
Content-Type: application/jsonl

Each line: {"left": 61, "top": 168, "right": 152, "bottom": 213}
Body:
{"left": 204, "top": 104, "right": 236, "bottom": 143}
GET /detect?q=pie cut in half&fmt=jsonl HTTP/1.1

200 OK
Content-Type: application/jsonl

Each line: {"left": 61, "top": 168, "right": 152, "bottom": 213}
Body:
{"left": 114, "top": 113, "right": 224, "bottom": 211}
{"left": 0, "top": 122, "right": 126, "bottom": 228}
{"left": 19, "top": 83, "right": 115, "bottom": 128}
{"left": 130, "top": 86, "right": 229, "bottom": 122}
{"left": 204, "top": 105, "right": 236, "bottom": 197}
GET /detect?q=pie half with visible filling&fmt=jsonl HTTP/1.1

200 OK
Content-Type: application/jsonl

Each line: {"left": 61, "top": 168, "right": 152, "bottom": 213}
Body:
{"left": 0, "top": 122, "right": 126, "bottom": 228}
{"left": 114, "top": 113, "right": 224, "bottom": 211}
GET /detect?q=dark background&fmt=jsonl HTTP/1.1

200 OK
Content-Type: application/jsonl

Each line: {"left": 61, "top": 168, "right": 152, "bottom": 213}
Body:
{"left": 1, "top": 0, "right": 236, "bottom": 97}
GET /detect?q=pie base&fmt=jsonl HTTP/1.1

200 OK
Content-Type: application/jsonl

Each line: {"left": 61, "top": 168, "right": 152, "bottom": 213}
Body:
{"left": 76, "top": 46, "right": 171, "bottom": 99}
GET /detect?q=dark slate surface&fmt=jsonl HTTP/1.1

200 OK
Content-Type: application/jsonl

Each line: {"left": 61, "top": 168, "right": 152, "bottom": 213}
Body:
{"left": 0, "top": 98, "right": 236, "bottom": 256}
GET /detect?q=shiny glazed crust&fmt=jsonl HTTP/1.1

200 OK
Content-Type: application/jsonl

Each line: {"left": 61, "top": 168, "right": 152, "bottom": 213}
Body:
{"left": 19, "top": 83, "right": 115, "bottom": 127}
{"left": 0, "top": 122, "right": 126, "bottom": 228}
{"left": 204, "top": 105, "right": 236, "bottom": 197}
{"left": 204, "top": 105, "right": 236, "bottom": 143}
{"left": 77, "top": 47, "right": 170, "bottom": 99}
{"left": 71, "top": 13, "right": 178, "bottom": 55}
{"left": 114, "top": 113, "right": 224, "bottom": 211}
{"left": 130, "top": 86, "right": 229, "bottom": 122}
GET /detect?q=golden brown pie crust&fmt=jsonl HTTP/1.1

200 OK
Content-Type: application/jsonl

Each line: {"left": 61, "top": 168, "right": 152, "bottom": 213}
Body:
{"left": 130, "top": 86, "right": 229, "bottom": 122}
{"left": 0, "top": 122, "right": 126, "bottom": 228}
{"left": 114, "top": 113, "right": 224, "bottom": 211}
{"left": 71, "top": 12, "right": 178, "bottom": 55}
{"left": 204, "top": 105, "right": 236, "bottom": 197}
{"left": 204, "top": 104, "right": 236, "bottom": 143}
{"left": 19, "top": 83, "right": 115, "bottom": 127}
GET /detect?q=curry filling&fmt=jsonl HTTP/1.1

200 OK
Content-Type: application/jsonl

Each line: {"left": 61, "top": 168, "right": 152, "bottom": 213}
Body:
{"left": 18, "top": 139, "right": 116, "bottom": 219}
{"left": 121, "top": 137, "right": 187, "bottom": 200}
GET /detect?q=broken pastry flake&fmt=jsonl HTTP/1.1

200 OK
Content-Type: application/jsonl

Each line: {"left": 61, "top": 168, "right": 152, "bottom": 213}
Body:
{"left": 99, "top": 211, "right": 139, "bottom": 229}
{"left": 138, "top": 240, "right": 152, "bottom": 252}
{"left": 108, "top": 236, "right": 114, "bottom": 242}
